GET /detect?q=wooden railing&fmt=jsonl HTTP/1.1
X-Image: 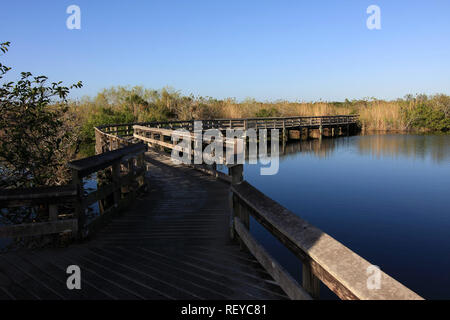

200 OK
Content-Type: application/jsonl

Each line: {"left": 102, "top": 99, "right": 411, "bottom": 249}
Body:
{"left": 0, "top": 143, "right": 147, "bottom": 240}
{"left": 132, "top": 125, "right": 238, "bottom": 182}
{"left": 0, "top": 186, "right": 78, "bottom": 238}
{"left": 68, "top": 143, "right": 147, "bottom": 238}
{"left": 2, "top": 114, "right": 420, "bottom": 300}
{"left": 94, "top": 127, "right": 132, "bottom": 153}
{"left": 94, "top": 115, "right": 359, "bottom": 141}
{"left": 227, "top": 164, "right": 423, "bottom": 300}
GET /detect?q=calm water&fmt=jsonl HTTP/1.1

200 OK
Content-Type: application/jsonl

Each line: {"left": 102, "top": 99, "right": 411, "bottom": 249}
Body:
{"left": 244, "top": 134, "right": 450, "bottom": 299}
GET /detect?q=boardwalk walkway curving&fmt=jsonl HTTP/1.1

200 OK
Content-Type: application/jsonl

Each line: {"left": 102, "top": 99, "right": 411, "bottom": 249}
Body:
{"left": 0, "top": 151, "right": 287, "bottom": 300}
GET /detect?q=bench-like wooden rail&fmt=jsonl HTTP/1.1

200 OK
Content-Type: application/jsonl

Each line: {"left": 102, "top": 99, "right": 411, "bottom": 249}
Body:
{"left": 0, "top": 144, "right": 147, "bottom": 240}
{"left": 0, "top": 185, "right": 78, "bottom": 238}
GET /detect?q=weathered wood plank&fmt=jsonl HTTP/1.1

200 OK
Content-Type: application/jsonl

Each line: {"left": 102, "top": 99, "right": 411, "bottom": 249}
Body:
{"left": 0, "top": 219, "right": 77, "bottom": 238}
{"left": 0, "top": 185, "right": 77, "bottom": 205}
{"left": 234, "top": 217, "right": 312, "bottom": 300}
{"left": 68, "top": 143, "right": 146, "bottom": 177}
{"left": 302, "top": 262, "right": 320, "bottom": 299}
{"left": 231, "top": 181, "right": 422, "bottom": 300}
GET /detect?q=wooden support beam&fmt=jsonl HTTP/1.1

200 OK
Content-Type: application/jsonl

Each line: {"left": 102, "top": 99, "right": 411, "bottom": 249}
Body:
{"left": 303, "top": 262, "right": 321, "bottom": 299}
{"left": 112, "top": 161, "right": 121, "bottom": 208}
{"left": 228, "top": 164, "right": 243, "bottom": 185}
{"left": 288, "top": 130, "right": 300, "bottom": 140}
{"left": 71, "top": 169, "right": 84, "bottom": 239}
{"left": 49, "top": 204, "right": 58, "bottom": 221}
{"left": 0, "top": 219, "right": 78, "bottom": 238}
{"left": 234, "top": 217, "right": 312, "bottom": 300}
{"left": 229, "top": 164, "right": 243, "bottom": 241}
{"left": 231, "top": 181, "right": 423, "bottom": 300}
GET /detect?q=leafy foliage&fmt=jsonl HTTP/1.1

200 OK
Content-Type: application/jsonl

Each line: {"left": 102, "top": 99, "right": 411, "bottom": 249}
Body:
{"left": 401, "top": 94, "right": 450, "bottom": 132}
{"left": 0, "top": 42, "right": 82, "bottom": 188}
{"left": 255, "top": 107, "right": 280, "bottom": 118}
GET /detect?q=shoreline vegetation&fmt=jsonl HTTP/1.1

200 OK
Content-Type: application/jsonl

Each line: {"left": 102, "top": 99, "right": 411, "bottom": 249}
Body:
{"left": 1, "top": 39, "right": 449, "bottom": 190}
{"left": 73, "top": 86, "right": 450, "bottom": 156}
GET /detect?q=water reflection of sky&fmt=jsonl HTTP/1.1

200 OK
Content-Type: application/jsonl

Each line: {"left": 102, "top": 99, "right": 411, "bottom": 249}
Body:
{"left": 244, "top": 134, "right": 450, "bottom": 299}
{"left": 83, "top": 173, "right": 100, "bottom": 221}
{"left": 278, "top": 134, "right": 450, "bottom": 164}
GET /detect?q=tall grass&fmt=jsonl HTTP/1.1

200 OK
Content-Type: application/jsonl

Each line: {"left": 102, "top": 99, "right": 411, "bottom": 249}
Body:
{"left": 359, "top": 101, "right": 407, "bottom": 131}
{"left": 70, "top": 86, "right": 449, "bottom": 151}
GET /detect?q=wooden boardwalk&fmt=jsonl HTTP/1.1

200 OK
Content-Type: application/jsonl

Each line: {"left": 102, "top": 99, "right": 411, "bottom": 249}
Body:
{"left": 0, "top": 116, "right": 423, "bottom": 300}
{"left": 0, "top": 151, "right": 287, "bottom": 300}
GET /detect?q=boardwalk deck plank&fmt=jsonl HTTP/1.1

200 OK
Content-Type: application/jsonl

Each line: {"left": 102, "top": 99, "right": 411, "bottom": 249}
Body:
{"left": 0, "top": 150, "right": 288, "bottom": 300}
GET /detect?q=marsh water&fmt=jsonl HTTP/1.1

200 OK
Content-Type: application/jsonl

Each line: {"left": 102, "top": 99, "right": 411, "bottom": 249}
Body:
{"left": 244, "top": 134, "right": 450, "bottom": 299}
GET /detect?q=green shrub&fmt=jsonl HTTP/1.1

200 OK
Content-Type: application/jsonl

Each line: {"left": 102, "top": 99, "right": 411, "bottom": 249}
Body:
{"left": 406, "top": 103, "right": 450, "bottom": 132}
{"left": 255, "top": 107, "right": 280, "bottom": 118}
{"left": 0, "top": 42, "right": 82, "bottom": 188}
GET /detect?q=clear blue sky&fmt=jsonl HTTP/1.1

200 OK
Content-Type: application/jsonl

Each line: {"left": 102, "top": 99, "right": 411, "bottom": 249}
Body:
{"left": 1, "top": 0, "right": 450, "bottom": 101}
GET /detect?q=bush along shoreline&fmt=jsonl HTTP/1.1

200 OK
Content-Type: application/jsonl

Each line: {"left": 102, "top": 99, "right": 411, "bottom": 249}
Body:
{"left": 71, "top": 86, "right": 449, "bottom": 155}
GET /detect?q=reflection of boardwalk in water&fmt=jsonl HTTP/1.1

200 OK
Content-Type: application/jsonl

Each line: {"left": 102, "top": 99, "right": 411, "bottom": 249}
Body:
{"left": 279, "top": 134, "right": 450, "bottom": 163}
{"left": 281, "top": 138, "right": 345, "bottom": 159}
{"left": 357, "top": 134, "right": 450, "bottom": 163}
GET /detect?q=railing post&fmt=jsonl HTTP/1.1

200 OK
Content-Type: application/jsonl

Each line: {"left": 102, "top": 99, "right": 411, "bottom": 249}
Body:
{"left": 95, "top": 129, "right": 103, "bottom": 155}
{"left": 112, "top": 161, "right": 121, "bottom": 208}
{"left": 71, "top": 169, "right": 85, "bottom": 239}
{"left": 49, "top": 204, "right": 58, "bottom": 221}
{"left": 124, "top": 157, "right": 134, "bottom": 196}
{"left": 302, "top": 262, "right": 320, "bottom": 299}
{"left": 229, "top": 164, "right": 243, "bottom": 240}
{"left": 319, "top": 118, "right": 323, "bottom": 140}
{"left": 229, "top": 164, "right": 243, "bottom": 185}
{"left": 159, "top": 132, "right": 165, "bottom": 151}
{"left": 136, "top": 152, "right": 146, "bottom": 190}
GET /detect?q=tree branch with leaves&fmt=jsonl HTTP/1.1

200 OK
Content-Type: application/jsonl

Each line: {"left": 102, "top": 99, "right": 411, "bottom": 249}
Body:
{"left": 0, "top": 41, "right": 83, "bottom": 188}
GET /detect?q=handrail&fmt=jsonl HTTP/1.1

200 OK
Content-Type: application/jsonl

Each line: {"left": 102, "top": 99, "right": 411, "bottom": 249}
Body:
{"left": 0, "top": 185, "right": 78, "bottom": 238}
{"left": 68, "top": 143, "right": 147, "bottom": 238}
{"left": 0, "top": 185, "right": 77, "bottom": 204}
{"left": 68, "top": 143, "right": 146, "bottom": 177}
{"left": 94, "top": 115, "right": 359, "bottom": 136}
{"left": 0, "top": 144, "right": 147, "bottom": 240}
{"left": 95, "top": 115, "right": 359, "bottom": 129}
{"left": 133, "top": 125, "right": 245, "bottom": 175}
{"left": 229, "top": 178, "right": 423, "bottom": 300}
